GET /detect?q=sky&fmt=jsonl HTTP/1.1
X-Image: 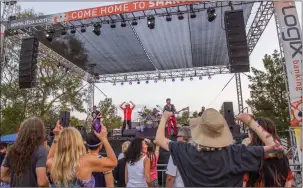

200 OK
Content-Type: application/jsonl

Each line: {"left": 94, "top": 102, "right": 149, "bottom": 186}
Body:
{"left": 17, "top": 1, "right": 302, "bottom": 120}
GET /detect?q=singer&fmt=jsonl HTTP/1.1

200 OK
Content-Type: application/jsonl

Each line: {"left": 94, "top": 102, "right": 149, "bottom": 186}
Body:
{"left": 163, "top": 98, "right": 178, "bottom": 136}
{"left": 120, "top": 101, "right": 135, "bottom": 136}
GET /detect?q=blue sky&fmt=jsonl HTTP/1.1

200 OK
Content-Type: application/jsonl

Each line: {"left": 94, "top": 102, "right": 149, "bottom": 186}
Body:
{"left": 18, "top": 1, "right": 302, "bottom": 120}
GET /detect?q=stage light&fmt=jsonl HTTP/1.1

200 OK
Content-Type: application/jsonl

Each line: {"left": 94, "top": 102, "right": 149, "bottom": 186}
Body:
{"left": 181, "top": 78, "right": 184, "bottom": 82}
{"left": 131, "top": 19, "right": 138, "bottom": 26}
{"left": 80, "top": 25, "right": 86, "bottom": 33}
{"left": 190, "top": 13, "right": 196, "bottom": 19}
{"left": 208, "top": 75, "right": 212, "bottom": 79}
{"left": 207, "top": 7, "right": 216, "bottom": 22}
{"left": 121, "top": 82, "right": 124, "bottom": 86}
{"left": 121, "top": 22, "right": 127, "bottom": 27}
{"left": 166, "top": 16, "right": 172, "bottom": 22}
{"left": 178, "top": 13, "right": 184, "bottom": 20}
{"left": 163, "top": 79, "right": 166, "bottom": 82}
{"left": 113, "top": 83, "right": 116, "bottom": 86}
{"left": 93, "top": 23, "right": 101, "bottom": 36}
{"left": 129, "top": 81, "right": 132, "bottom": 85}
{"left": 61, "top": 29, "right": 67, "bottom": 35}
{"left": 154, "top": 80, "right": 157, "bottom": 83}
{"left": 45, "top": 29, "right": 54, "bottom": 42}
{"left": 147, "top": 15, "right": 155, "bottom": 29}
{"left": 70, "top": 27, "right": 76, "bottom": 34}
{"left": 172, "top": 78, "right": 175, "bottom": 82}
{"left": 110, "top": 22, "right": 116, "bottom": 28}
{"left": 146, "top": 80, "right": 149, "bottom": 84}
{"left": 137, "top": 81, "right": 140, "bottom": 84}
{"left": 190, "top": 77, "right": 193, "bottom": 81}
{"left": 199, "top": 76, "right": 202, "bottom": 80}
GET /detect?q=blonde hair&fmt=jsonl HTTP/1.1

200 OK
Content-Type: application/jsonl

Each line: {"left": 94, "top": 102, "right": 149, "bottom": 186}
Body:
{"left": 51, "top": 127, "right": 86, "bottom": 186}
{"left": 122, "top": 141, "right": 130, "bottom": 154}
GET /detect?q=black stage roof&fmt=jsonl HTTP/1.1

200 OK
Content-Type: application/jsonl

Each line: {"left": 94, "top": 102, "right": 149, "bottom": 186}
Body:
{"left": 8, "top": 1, "right": 254, "bottom": 77}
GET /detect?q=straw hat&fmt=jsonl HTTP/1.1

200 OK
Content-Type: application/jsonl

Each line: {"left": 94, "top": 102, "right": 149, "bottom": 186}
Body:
{"left": 189, "top": 108, "right": 233, "bottom": 148}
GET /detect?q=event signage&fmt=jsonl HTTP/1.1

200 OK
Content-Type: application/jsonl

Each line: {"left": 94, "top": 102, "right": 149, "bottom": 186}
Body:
{"left": 274, "top": 1, "right": 302, "bottom": 127}
{"left": 8, "top": 15, "right": 54, "bottom": 29}
{"left": 64, "top": 1, "right": 200, "bottom": 22}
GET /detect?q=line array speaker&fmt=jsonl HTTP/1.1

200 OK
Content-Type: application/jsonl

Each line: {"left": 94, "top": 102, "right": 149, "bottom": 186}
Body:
{"left": 224, "top": 10, "right": 250, "bottom": 73}
{"left": 19, "top": 37, "right": 39, "bottom": 89}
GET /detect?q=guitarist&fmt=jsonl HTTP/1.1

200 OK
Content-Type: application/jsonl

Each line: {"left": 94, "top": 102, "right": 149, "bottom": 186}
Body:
{"left": 163, "top": 98, "right": 178, "bottom": 136}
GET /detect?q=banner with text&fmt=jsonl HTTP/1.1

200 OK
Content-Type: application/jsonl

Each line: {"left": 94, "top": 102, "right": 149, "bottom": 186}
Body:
{"left": 274, "top": 1, "right": 302, "bottom": 127}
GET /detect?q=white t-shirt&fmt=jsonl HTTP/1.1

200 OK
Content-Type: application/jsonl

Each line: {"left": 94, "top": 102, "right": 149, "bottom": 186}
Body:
{"left": 118, "top": 153, "right": 124, "bottom": 160}
{"left": 166, "top": 155, "right": 184, "bottom": 187}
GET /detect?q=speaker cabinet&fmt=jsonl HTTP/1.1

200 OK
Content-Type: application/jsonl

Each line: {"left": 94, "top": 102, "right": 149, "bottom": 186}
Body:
{"left": 224, "top": 10, "right": 250, "bottom": 73}
{"left": 60, "top": 111, "right": 70, "bottom": 127}
{"left": 222, "top": 102, "right": 235, "bottom": 126}
{"left": 19, "top": 37, "right": 39, "bottom": 88}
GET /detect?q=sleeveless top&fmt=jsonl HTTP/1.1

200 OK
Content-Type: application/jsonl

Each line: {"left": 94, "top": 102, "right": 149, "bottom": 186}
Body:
{"left": 51, "top": 169, "right": 96, "bottom": 187}
{"left": 123, "top": 108, "right": 133, "bottom": 120}
{"left": 126, "top": 156, "right": 148, "bottom": 187}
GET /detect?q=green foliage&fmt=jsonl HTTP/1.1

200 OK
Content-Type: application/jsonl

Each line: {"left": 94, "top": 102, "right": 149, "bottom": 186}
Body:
{"left": 176, "top": 111, "right": 190, "bottom": 125}
{"left": 192, "top": 111, "right": 199, "bottom": 118}
{"left": 144, "top": 108, "right": 152, "bottom": 115}
{"left": 98, "top": 98, "right": 122, "bottom": 131}
{"left": 0, "top": 9, "right": 88, "bottom": 135}
{"left": 246, "top": 50, "right": 289, "bottom": 137}
{"left": 70, "top": 116, "right": 81, "bottom": 127}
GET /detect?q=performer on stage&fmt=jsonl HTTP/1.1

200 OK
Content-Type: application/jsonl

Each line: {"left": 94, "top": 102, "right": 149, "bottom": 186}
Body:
{"left": 163, "top": 98, "right": 178, "bottom": 136}
{"left": 198, "top": 106, "right": 205, "bottom": 117}
{"left": 120, "top": 101, "right": 135, "bottom": 136}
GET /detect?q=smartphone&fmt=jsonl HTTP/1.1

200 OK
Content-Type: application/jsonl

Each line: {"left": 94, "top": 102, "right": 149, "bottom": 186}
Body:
{"left": 60, "top": 111, "right": 70, "bottom": 128}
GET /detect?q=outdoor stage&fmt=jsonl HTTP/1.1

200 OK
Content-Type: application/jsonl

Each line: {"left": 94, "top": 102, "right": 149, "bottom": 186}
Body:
{"left": 0, "top": 0, "right": 302, "bottom": 186}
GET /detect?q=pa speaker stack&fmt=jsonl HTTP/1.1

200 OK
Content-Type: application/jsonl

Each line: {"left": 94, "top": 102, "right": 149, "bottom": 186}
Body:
{"left": 224, "top": 10, "right": 250, "bottom": 73}
{"left": 19, "top": 37, "right": 39, "bottom": 88}
{"left": 221, "top": 102, "right": 240, "bottom": 137}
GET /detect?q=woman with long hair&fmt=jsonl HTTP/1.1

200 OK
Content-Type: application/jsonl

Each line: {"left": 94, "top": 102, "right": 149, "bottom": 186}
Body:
{"left": 47, "top": 122, "right": 117, "bottom": 187}
{"left": 118, "top": 141, "right": 130, "bottom": 160}
{"left": 0, "top": 117, "right": 49, "bottom": 187}
{"left": 146, "top": 140, "right": 160, "bottom": 187}
{"left": 125, "top": 138, "right": 152, "bottom": 187}
{"left": 243, "top": 118, "right": 293, "bottom": 187}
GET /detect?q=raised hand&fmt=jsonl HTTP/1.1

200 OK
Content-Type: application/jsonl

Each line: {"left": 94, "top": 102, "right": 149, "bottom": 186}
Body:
{"left": 94, "top": 125, "right": 108, "bottom": 141}
{"left": 235, "top": 113, "right": 254, "bottom": 126}
{"left": 53, "top": 121, "right": 63, "bottom": 136}
{"left": 162, "top": 111, "right": 173, "bottom": 120}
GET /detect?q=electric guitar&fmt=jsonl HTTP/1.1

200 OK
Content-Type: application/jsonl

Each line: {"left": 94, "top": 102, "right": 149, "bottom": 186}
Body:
{"left": 172, "top": 107, "right": 189, "bottom": 116}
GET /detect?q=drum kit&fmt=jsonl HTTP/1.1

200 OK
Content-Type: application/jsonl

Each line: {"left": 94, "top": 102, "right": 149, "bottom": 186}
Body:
{"left": 138, "top": 111, "right": 161, "bottom": 129}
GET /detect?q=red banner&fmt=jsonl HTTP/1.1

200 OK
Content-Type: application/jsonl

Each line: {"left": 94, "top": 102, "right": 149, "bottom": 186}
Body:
{"left": 64, "top": 1, "right": 200, "bottom": 22}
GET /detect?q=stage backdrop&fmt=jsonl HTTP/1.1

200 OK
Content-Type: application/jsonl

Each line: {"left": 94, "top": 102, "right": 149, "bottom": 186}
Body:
{"left": 274, "top": 1, "right": 302, "bottom": 161}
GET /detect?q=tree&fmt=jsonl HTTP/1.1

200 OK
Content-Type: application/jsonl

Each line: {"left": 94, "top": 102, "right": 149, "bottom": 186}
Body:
{"left": 192, "top": 111, "right": 199, "bottom": 118}
{"left": 246, "top": 50, "right": 289, "bottom": 137}
{"left": 98, "top": 98, "right": 122, "bottom": 131}
{"left": 176, "top": 111, "right": 190, "bottom": 125}
{"left": 0, "top": 9, "right": 89, "bottom": 135}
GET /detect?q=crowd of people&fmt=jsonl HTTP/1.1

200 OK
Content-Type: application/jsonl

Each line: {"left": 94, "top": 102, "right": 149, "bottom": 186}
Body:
{"left": 0, "top": 106, "right": 295, "bottom": 187}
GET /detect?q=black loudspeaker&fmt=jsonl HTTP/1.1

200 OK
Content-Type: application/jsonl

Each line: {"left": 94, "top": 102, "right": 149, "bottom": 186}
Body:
{"left": 19, "top": 37, "right": 39, "bottom": 89}
{"left": 123, "top": 128, "right": 137, "bottom": 137}
{"left": 60, "top": 111, "right": 70, "bottom": 127}
{"left": 224, "top": 10, "right": 250, "bottom": 73}
{"left": 222, "top": 102, "right": 235, "bottom": 126}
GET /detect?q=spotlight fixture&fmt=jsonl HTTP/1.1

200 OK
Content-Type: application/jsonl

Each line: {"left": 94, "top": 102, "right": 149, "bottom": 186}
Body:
{"left": 172, "top": 78, "right": 175, "bottom": 82}
{"left": 199, "top": 76, "right": 202, "bottom": 80}
{"left": 190, "top": 13, "right": 196, "bottom": 19}
{"left": 93, "top": 23, "right": 101, "bottom": 36}
{"left": 61, "top": 29, "right": 67, "bottom": 35}
{"left": 131, "top": 19, "right": 138, "bottom": 26}
{"left": 113, "top": 83, "right": 116, "bottom": 86}
{"left": 163, "top": 79, "right": 166, "bottom": 82}
{"left": 146, "top": 80, "right": 149, "bottom": 84}
{"left": 207, "top": 7, "right": 216, "bottom": 22}
{"left": 190, "top": 77, "right": 193, "bottom": 81}
{"left": 121, "top": 82, "right": 124, "bottom": 86}
{"left": 208, "top": 75, "right": 212, "bottom": 79}
{"left": 70, "top": 27, "right": 76, "bottom": 34}
{"left": 45, "top": 29, "right": 54, "bottom": 42}
{"left": 137, "top": 81, "right": 140, "bottom": 84}
{"left": 80, "top": 25, "right": 86, "bottom": 33}
{"left": 154, "top": 80, "right": 158, "bottom": 83}
{"left": 121, "top": 22, "right": 127, "bottom": 27}
{"left": 129, "top": 81, "right": 132, "bottom": 85}
{"left": 147, "top": 15, "right": 155, "bottom": 29}
{"left": 181, "top": 78, "right": 184, "bottom": 82}
{"left": 166, "top": 16, "right": 172, "bottom": 22}
{"left": 178, "top": 13, "right": 184, "bottom": 20}
{"left": 110, "top": 21, "right": 116, "bottom": 28}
